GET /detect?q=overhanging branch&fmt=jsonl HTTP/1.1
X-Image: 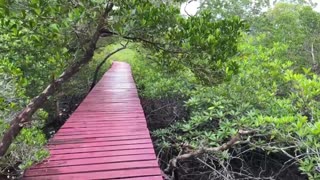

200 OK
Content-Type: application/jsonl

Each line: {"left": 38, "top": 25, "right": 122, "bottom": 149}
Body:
{"left": 100, "top": 28, "right": 185, "bottom": 54}
{"left": 89, "top": 41, "right": 129, "bottom": 91}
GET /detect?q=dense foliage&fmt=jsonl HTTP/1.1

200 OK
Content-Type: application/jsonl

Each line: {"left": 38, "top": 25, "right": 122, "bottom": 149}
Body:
{"left": 125, "top": 1, "right": 320, "bottom": 180}
{"left": 0, "top": 0, "right": 320, "bottom": 179}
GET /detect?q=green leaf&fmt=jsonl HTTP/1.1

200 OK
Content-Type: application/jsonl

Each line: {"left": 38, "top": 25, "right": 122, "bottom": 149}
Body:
{"left": 49, "top": 24, "right": 60, "bottom": 33}
{"left": 34, "top": 8, "right": 41, "bottom": 15}
{"left": 0, "top": 0, "right": 9, "bottom": 15}
{"left": 0, "top": 0, "right": 6, "bottom": 7}
{"left": 31, "top": 0, "right": 39, "bottom": 5}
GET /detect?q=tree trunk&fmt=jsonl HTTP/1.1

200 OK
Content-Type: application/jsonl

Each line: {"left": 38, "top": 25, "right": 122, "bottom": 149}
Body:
{"left": 311, "top": 41, "right": 319, "bottom": 72}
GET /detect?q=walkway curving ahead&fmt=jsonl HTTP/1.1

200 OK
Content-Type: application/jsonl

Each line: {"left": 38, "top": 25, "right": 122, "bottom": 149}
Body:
{"left": 24, "top": 62, "right": 163, "bottom": 179}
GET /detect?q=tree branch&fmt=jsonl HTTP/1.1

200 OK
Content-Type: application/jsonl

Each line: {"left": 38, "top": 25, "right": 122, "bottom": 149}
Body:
{"left": 164, "top": 129, "right": 255, "bottom": 173}
{"left": 184, "top": 0, "right": 195, "bottom": 17}
{"left": 99, "top": 28, "right": 185, "bottom": 54}
{"left": 89, "top": 41, "right": 129, "bottom": 91}
{"left": 0, "top": 3, "right": 114, "bottom": 157}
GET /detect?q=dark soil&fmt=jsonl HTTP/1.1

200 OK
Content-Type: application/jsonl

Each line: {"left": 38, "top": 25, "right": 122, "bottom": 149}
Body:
{"left": 141, "top": 97, "right": 189, "bottom": 131}
{"left": 43, "top": 94, "right": 87, "bottom": 139}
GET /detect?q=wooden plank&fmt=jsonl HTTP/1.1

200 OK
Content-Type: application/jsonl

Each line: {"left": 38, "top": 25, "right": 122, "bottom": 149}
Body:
{"left": 64, "top": 120, "right": 147, "bottom": 124}
{"left": 60, "top": 124, "right": 147, "bottom": 129}
{"left": 24, "top": 168, "right": 162, "bottom": 180}
{"left": 68, "top": 115, "right": 146, "bottom": 119}
{"left": 55, "top": 128, "right": 148, "bottom": 136}
{"left": 67, "top": 117, "right": 147, "bottom": 120}
{"left": 48, "top": 149, "right": 156, "bottom": 161}
{"left": 25, "top": 160, "right": 159, "bottom": 177}
{"left": 49, "top": 143, "right": 153, "bottom": 155}
{"left": 54, "top": 131, "right": 149, "bottom": 141}
{"left": 76, "top": 104, "right": 142, "bottom": 107}
{"left": 75, "top": 110, "right": 144, "bottom": 113}
{"left": 121, "top": 176, "right": 164, "bottom": 180}
{"left": 34, "top": 152, "right": 156, "bottom": 169}
{"left": 53, "top": 131, "right": 149, "bottom": 140}
{"left": 49, "top": 135, "right": 151, "bottom": 145}
{"left": 49, "top": 139, "right": 152, "bottom": 150}
{"left": 48, "top": 137, "right": 150, "bottom": 146}
{"left": 69, "top": 112, "right": 145, "bottom": 117}
{"left": 57, "top": 127, "right": 148, "bottom": 134}
{"left": 59, "top": 124, "right": 147, "bottom": 129}
{"left": 61, "top": 121, "right": 146, "bottom": 128}
{"left": 67, "top": 116, "right": 146, "bottom": 120}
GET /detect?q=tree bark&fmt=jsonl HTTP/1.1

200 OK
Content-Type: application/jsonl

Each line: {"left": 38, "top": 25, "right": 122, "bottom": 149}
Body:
{"left": 311, "top": 42, "right": 315, "bottom": 64}
{"left": 0, "top": 3, "right": 114, "bottom": 157}
{"left": 310, "top": 41, "right": 319, "bottom": 72}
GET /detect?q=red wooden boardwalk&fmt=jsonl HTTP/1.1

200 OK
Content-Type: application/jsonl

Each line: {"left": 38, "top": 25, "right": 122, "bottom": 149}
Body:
{"left": 24, "top": 62, "right": 163, "bottom": 180}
